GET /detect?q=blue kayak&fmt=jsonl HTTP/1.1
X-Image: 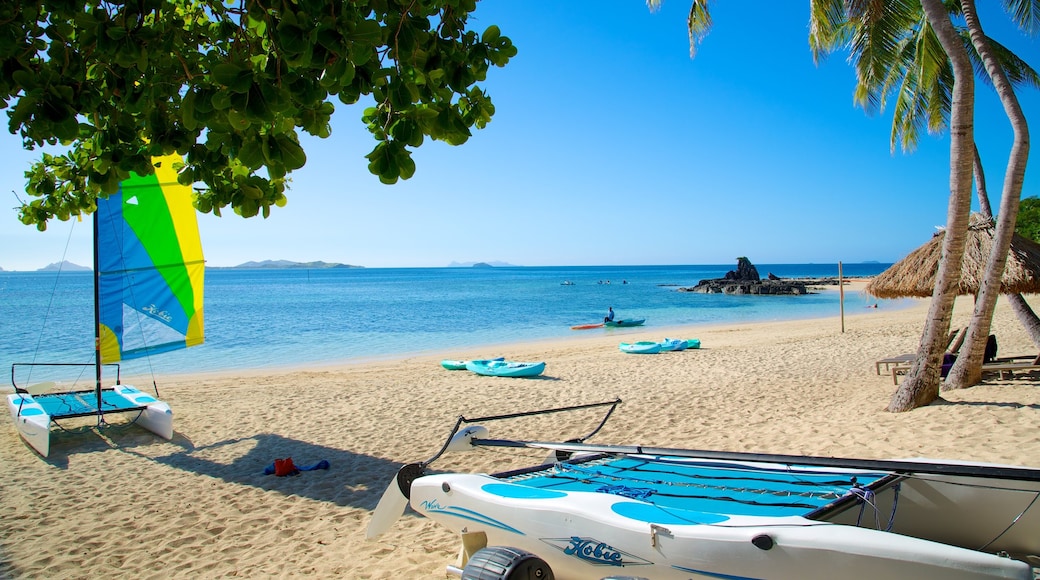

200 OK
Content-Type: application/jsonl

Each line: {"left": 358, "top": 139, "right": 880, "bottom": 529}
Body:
{"left": 604, "top": 318, "right": 646, "bottom": 328}
{"left": 659, "top": 338, "right": 688, "bottom": 352}
{"left": 466, "top": 360, "right": 547, "bottom": 378}
{"left": 619, "top": 341, "right": 661, "bottom": 354}
{"left": 442, "top": 356, "right": 504, "bottom": 370}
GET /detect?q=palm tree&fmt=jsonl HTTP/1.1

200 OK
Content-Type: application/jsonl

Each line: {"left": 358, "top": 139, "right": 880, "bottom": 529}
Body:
{"left": 811, "top": 0, "right": 1037, "bottom": 392}
{"left": 650, "top": 0, "right": 1036, "bottom": 407}
{"left": 881, "top": 0, "right": 974, "bottom": 410}
{"left": 811, "top": 0, "right": 1036, "bottom": 400}
{"left": 945, "top": 0, "right": 1034, "bottom": 389}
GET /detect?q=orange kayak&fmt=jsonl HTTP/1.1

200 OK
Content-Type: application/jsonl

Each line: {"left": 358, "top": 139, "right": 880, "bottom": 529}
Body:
{"left": 570, "top": 323, "right": 604, "bottom": 330}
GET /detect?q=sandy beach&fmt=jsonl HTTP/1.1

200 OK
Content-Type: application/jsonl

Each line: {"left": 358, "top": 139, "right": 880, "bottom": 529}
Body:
{"left": 3, "top": 283, "right": 1040, "bottom": 579}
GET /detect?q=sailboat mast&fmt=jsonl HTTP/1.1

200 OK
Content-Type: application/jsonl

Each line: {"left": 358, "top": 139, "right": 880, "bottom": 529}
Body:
{"left": 92, "top": 210, "right": 104, "bottom": 423}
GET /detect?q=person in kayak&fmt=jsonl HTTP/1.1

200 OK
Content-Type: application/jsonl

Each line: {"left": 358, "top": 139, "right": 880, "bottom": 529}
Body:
{"left": 604, "top": 307, "right": 615, "bottom": 323}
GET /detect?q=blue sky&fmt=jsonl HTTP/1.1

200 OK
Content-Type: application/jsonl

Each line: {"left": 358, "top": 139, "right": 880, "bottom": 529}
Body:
{"left": 2, "top": 2, "right": 1039, "bottom": 270}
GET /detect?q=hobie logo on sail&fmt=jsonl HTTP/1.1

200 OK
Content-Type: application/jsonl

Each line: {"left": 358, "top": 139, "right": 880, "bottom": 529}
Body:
{"left": 541, "top": 536, "right": 650, "bottom": 567}
{"left": 142, "top": 304, "right": 173, "bottom": 322}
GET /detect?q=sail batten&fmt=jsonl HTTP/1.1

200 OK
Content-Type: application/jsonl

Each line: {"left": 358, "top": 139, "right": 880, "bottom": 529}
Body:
{"left": 96, "top": 153, "right": 205, "bottom": 363}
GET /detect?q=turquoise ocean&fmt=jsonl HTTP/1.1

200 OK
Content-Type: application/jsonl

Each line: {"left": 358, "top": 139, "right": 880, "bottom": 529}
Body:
{"left": 1, "top": 263, "right": 899, "bottom": 382}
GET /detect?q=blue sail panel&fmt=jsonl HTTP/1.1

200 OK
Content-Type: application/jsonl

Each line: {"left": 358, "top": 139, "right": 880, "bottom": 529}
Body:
{"left": 96, "top": 154, "right": 205, "bottom": 362}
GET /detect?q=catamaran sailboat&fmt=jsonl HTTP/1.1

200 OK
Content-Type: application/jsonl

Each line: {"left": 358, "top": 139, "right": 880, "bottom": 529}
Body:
{"left": 368, "top": 400, "right": 1040, "bottom": 580}
{"left": 7, "top": 153, "right": 204, "bottom": 456}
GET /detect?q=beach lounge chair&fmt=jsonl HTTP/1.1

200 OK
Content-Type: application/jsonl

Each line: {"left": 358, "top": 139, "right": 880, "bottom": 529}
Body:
{"left": 876, "top": 353, "right": 916, "bottom": 375}
{"left": 878, "top": 328, "right": 964, "bottom": 377}
{"left": 981, "top": 353, "right": 1040, "bottom": 380}
{"left": 887, "top": 331, "right": 989, "bottom": 385}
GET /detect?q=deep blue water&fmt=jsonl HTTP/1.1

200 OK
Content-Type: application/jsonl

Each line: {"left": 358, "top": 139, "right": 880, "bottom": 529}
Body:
{"left": 1, "top": 263, "right": 896, "bottom": 382}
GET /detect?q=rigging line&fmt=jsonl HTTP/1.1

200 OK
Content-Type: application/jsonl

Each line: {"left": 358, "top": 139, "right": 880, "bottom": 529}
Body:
{"left": 903, "top": 473, "right": 1040, "bottom": 494}
{"left": 553, "top": 464, "right": 853, "bottom": 499}
{"left": 631, "top": 454, "right": 883, "bottom": 478}
{"left": 603, "top": 486, "right": 825, "bottom": 511}
{"left": 26, "top": 219, "right": 81, "bottom": 385}
{"left": 545, "top": 469, "right": 845, "bottom": 507}
{"left": 97, "top": 203, "right": 161, "bottom": 389}
{"left": 614, "top": 458, "right": 862, "bottom": 488}
{"left": 975, "top": 491, "right": 1039, "bottom": 551}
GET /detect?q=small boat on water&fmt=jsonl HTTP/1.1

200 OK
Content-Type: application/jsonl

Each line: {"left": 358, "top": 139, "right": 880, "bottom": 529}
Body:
{"left": 367, "top": 400, "right": 1040, "bottom": 580}
{"left": 659, "top": 338, "right": 688, "bottom": 352}
{"left": 465, "top": 360, "right": 546, "bottom": 378}
{"left": 604, "top": 318, "right": 645, "bottom": 328}
{"left": 441, "top": 357, "right": 503, "bottom": 371}
{"left": 570, "top": 323, "right": 604, "bottom": 330}
{"left": 618, "top": 341, "right": 661, "bottom": 355}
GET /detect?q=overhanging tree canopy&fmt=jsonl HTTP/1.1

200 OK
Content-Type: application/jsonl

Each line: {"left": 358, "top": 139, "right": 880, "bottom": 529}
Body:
{"left": 0, "top": 0, "right": 516, "bottom": 227}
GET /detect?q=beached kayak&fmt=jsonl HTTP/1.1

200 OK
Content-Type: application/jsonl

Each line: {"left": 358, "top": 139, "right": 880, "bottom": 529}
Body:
{"left": 604, "top": 318, "right": 645, "bottom": 327}
{"left": 619, "top": 341, "right": 661, "bottom": 354}
{"left": 466, "top": 360, "right": 547, "bottom": 378}
{"left": 441, "top": 356, "right": 503, "bottom": 370}
{"left": 659, "top": 338, "right": 688, "bottom": 352}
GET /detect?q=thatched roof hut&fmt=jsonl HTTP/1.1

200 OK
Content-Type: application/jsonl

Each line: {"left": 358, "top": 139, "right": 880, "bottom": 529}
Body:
{"left": 865, "top": 215, "right": 1040, "bottom": 299}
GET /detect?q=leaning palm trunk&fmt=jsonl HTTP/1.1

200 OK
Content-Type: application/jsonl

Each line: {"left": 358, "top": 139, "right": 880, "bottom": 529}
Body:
{"left": 971, "top": 144, "right": 1040, "bottom": 349}
{"left": 888, "top": 0, "right": 975, "bottom": 412}
{"left": 1008, "top": 294, "right": 1040, "bottom": 343}
{"left": 945, "top": 0, "right": 1031, "bottom": 390}
{"left": 1009, "top": 294, "right": 1040, "bottom": 338}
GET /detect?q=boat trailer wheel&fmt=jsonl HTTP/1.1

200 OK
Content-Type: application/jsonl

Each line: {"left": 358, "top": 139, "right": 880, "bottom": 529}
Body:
{"left": 461, "top": 546, "right": 554, "bottom": 580}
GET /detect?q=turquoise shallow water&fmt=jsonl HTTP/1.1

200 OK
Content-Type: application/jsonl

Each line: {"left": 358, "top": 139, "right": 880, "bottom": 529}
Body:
{"left": 1, "top": 263, "right": 898, "bottom": 382}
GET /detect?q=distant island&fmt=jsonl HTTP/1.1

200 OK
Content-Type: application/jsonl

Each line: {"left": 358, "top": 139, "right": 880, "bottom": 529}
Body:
{"left": 39, "top": 261, "right": 91, "bottom": 272}
{"left": 447, "top": 260, "right": 517, "bottom": 267}
{"left": 217, "top": 260, "right": 363, "bottom": 270}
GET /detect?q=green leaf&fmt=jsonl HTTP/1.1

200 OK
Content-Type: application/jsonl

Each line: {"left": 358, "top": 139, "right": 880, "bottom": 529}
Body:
{"left": 352, "top": 19, "right": 383, "bottom": 47}
{"left": 212, "top": 63, "right": 252, "bottom": 93}
{"left": 181, "top": 91, "right": 198, "bottom": 131}
{"left": 274, "top": 134, "right": 306, "bottom": 170}
{"left": 227, "top": 109, "right": 251, "bottom": 131}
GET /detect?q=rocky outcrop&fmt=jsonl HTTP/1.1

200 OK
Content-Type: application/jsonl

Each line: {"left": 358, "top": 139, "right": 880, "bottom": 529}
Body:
{"left": 678, "top": 257, "right": 811, "bottom": 295}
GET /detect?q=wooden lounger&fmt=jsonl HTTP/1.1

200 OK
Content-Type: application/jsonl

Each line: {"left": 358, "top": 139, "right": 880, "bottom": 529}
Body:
{"left": 981, "top": 354, "right": 1040, "bottom": 380}
{"left": 876, "top": 354, "right": 916, "bottom": 375}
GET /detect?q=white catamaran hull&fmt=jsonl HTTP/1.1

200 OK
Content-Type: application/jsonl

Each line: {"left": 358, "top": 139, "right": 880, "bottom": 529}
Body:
{"left": 112, "top": 385, "right": 173, "bottom": 440}
{"left": 410, "top": 469, "right": 1037, "bottom": 580}
{"left": 7, "top": 386, "right": 173, "bottom": 457}
{"left": 6, "top": 393, "right": 51, "bottom": 457}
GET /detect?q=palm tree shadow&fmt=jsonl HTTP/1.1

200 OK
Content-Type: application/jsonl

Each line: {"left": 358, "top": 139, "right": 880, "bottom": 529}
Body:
{"left": 936, "top": 398, "right": 1040, "bottom": 410}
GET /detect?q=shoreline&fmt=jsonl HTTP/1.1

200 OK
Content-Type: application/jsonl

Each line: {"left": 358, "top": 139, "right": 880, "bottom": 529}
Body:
{"left": 124, "top": 279, "right": 889, "bottom": 383}
{"left": 4, "top": 288, "right": 1039, "bottom": 578}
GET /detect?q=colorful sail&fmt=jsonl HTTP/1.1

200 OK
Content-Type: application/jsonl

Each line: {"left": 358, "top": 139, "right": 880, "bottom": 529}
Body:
{"left": 96, "top": 153, "right": 205, "bottom": 362}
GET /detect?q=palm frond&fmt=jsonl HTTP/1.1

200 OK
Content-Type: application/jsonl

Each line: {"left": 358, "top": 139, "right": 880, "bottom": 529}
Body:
{"left": 809, "top": 0, "right": 849, "bottom": 63}
{"left": 1002, "top": 0, "right": 1040, "bottom": 35}
{"left": 686, "top": 0, "right": 713, "bottom": 58}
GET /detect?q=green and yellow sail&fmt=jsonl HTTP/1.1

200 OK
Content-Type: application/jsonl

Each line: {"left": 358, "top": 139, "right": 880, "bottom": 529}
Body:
{"left": 96, "top": 153, "right": 205, "bottom": 362}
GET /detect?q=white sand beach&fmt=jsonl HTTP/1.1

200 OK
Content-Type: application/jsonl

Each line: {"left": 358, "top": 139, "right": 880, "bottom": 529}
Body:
{"left": 3, "top": 283, "right": 1040, "bottom": 578}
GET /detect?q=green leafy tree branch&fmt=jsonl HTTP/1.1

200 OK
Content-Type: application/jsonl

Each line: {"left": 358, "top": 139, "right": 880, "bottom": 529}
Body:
{"left": 0, "top": 0, "right": 516, "bottom": 229}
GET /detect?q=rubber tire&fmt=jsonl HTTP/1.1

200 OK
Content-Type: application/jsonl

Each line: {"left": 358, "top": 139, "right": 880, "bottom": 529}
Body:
{"left": 460, "top": 546, "right": 555, "bottom": 580}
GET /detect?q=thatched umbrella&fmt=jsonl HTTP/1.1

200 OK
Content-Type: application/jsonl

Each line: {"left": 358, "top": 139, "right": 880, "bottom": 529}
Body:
{"left": 865, "top": 215, "right": 1040, "bottom": 299}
